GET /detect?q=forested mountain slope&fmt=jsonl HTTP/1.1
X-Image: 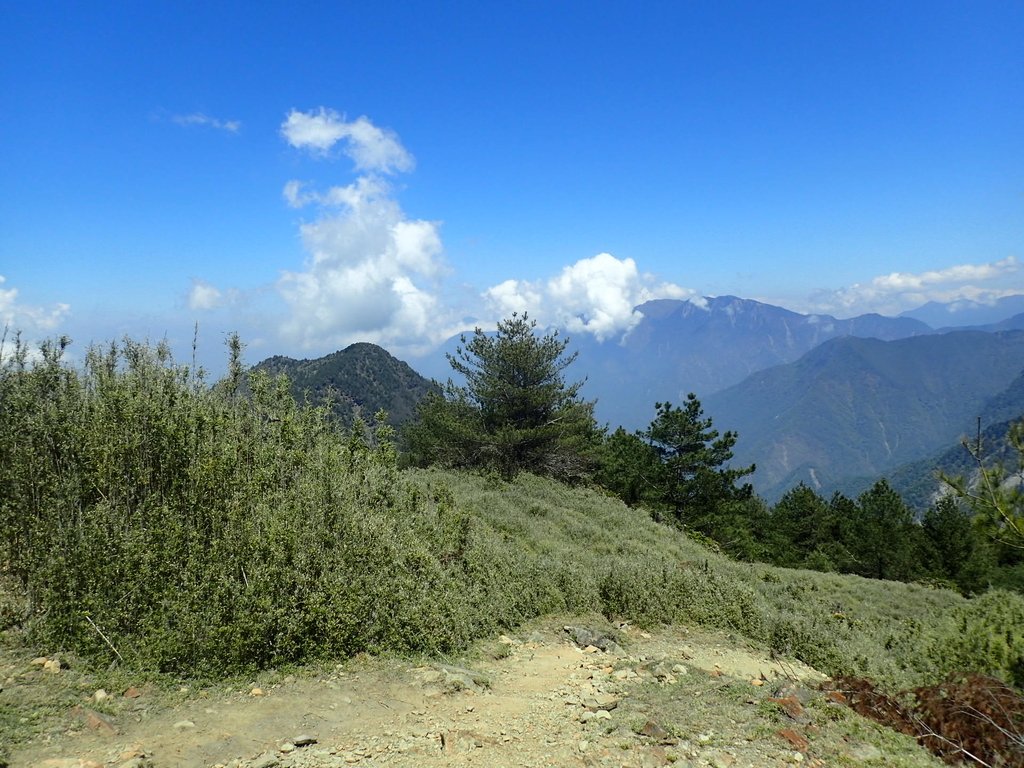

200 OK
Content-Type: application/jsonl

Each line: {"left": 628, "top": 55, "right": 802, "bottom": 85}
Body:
{"left": 706, "top": 330, "right": 1024, "bottom": 500}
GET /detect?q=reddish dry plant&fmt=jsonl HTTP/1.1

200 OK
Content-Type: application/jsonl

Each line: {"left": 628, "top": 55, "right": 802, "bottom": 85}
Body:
{"left": 824, "top": 675, "right": 1024, "bottom": 767}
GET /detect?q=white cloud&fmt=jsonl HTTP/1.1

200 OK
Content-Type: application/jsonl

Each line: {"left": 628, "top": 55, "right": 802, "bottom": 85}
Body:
{"left": 807, "top": 256, "right": 1022, "bottom": 316}
{"left": 485, "top": 279, "right": 545, "bottom": 319}
{"left": 188, "top": 279, "right": 224, "bottom": 310}
{"left": 281, "top": 108, "right": 414, "bottom": 173}
{"left": 277, "top": 199, "right": 445, "bottom": 348}
{"left": 172, "top": 112, "right": 241, "bottom": 133}
{"left": 190, "top": 111, "right": 694, "bottom": 354}
{"left": 273, "top": 121, "right": 446, "bottom": 349}
{"left": 283, "top": 176, "right": 389, "bottom": 211}
{"left": 273, "top": 109, "right": 453, "bottom": 352}
{"left": 484, "top": 253, "right": 695, "bottom": 341}
{"left": 0, "top": 275, "right": 70, "bottom": 335}
{"left": 872, "top": 257, "right": 1019, "bottom": 292}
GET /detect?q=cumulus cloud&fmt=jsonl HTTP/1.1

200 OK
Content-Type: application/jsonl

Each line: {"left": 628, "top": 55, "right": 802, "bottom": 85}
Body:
{"left": 484, "top": 253, "right": 695, "bottom": 341}
{"left": 187, "top": 279, "right": 229, "bottom": 310}
{"left": 281, "top": 108, "right": 414, "bottom": 173}
{"left": 276, "top": 111, "right": 446, "bottom": 351}
{"left": 0, "top": 275, "right": 70, "bottom": 335}
{"left": 807, "top": 256, "right": 1022, "bottom": 317}
{"left": 172, "top": 112, "right": 241, "bottom": 133}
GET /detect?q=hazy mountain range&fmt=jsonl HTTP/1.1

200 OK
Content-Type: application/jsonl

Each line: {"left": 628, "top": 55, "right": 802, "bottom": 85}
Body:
{"left": 706, "top": 330, "right": 1024, "bottom": 501}
{"left": 252, "top": 294, "right": 1024, "bottom": 503}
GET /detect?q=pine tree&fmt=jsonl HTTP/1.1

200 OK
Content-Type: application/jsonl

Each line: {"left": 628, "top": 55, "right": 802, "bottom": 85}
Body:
{"left": 404, "top": 313, "right": 597, "bottom": 480}
{"left": 641, "top": 394, "right": 755, "bottom": 526}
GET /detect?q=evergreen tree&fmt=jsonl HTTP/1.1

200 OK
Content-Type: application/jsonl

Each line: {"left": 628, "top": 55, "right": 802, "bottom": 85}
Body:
{"left": 641, "top": 394, "right": 755, "bottom": 526}
{"left": 593, "top": 427, "right": 661, "bottom": 507}
{"left": 404, "top": 313, "right": 598, "bottom": 481}
{"left": 769, "top": 484, "right": 831, "bottom": 568}
{"left": 850, "top": 479, "right": 921, "bottom": 582}
{"left": 922, "top": 495, "right": 991, "bottom": 593}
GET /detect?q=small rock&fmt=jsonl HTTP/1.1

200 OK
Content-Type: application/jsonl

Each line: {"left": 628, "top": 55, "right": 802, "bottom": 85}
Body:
{"left": 30, "top": 656, "right": 48, "bottom": 666}
{"left": 638, "top": 746, "right": 670, "bottom": 767}
{"left": 250, "top": 754, "right": 280, "bottom": 768}
{"left": 582, "top": 693, "right": 619, "bottom": 711}
{"left": 117, "top": 745, "right": 147, "bottom": 761}
{"left": 441, "top": 730, "right": 484, "bottom": 754}
{"left": 173, "top": 720, "right": 195, "bottom": 730}
{"left": 595, "top": 709, "right": 612, "bottom": 720}
{"left": 292, "top": 735, "right": 317, "bottom": 747}
{"left": 776, "top": 728, "right": 809, "bottom": 752}
{"left": 70, "top": 706, "right": 118, "bottom": 735}
{"left": 580, "top": 710, "right": 597, "bottom": 723}
{"left": 250, "top": 687, "right": 265, "bottom": 697}
{"left": 93, "top": 689, "right": 110, "bottom": 703}
{"left": 751, "top": 679, "right": 765, "bottom": 687}
{"left": 638, "top": 720, "right": 672, "bottom": 742}
{"left": 123, "top": 687, "right": 143, "bottom": 699}
{"left": 278, "top": 743, "right": 295, "bottom": 754}
{"left": 43, "top": 658, "right": 62, "bottom": 674}
{"left": 672, "top": 664, "right": 689, "bottom": 675}
{"left": 769, "top": 696, "right": 809, "bottom": 723}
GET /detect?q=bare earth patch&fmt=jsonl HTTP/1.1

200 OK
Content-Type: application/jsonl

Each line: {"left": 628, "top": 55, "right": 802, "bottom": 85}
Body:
{"left": 3, "top": 620, "right": 940, "bottom": 768}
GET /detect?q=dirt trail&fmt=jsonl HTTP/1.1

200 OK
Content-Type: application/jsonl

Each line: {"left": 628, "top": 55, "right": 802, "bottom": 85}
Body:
{"left": 11, "top": 622, "right": 832, "bottom": 768}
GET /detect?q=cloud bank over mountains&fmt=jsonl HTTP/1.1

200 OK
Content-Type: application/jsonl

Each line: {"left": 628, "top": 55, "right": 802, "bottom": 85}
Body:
{"left": 160, "top": 108, "right": 1024, "bottom": 356}
{"left": 486, "top": 253, "right": 694, "bottom": 341}
{"left": 804, "top": 256, "right": 1021, "bottom": 318}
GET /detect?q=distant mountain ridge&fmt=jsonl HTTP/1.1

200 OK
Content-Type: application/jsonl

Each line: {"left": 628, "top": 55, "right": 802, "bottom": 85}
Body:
{"left": 572, "top": 295, "right": 932, "bottom": 429}
{"left": 705, "top": 330, "right": 1024, "bottom": 500}
{"left": 870, "top": 368, "right": 1024, "bottom": 509}
{"left": 251, "top": 342, "right": 438, "bottom": 427}
{"left": 900, "top": 294, "right": 1024, "bottom": 328}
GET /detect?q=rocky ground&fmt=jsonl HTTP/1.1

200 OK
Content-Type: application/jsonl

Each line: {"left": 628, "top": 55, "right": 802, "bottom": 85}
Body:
{"left": 2, "top": 619, "right": 942, "bottom": 768}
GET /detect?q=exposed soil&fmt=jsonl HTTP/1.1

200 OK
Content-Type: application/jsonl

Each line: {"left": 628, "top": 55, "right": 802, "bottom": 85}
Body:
{"left": 3, "top": 620, "right": 941, "bottom": 768}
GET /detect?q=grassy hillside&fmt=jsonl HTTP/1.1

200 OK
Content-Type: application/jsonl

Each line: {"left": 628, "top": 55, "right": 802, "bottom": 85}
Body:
{"left": 410, "top": 470, "right": 1021, "bottom": 692}
{"left": 1, "top": 336, "right": 1021, "bottom": 700}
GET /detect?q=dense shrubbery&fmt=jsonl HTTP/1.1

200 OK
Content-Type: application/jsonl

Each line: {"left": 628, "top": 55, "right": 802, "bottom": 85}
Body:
{"left": 2, "top": 331, "right": 1021, "bottom": 696}
{"left": 0, "top": 334, "right": 590, "bottom": 675}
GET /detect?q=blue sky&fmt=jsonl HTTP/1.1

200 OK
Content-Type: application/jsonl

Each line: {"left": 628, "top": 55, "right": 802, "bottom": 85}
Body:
{"left": 2, "top": 1, "right": 1022, "bottom": 365}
